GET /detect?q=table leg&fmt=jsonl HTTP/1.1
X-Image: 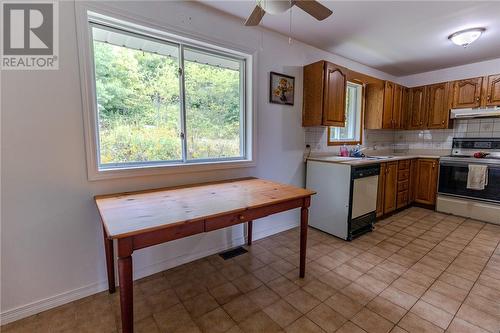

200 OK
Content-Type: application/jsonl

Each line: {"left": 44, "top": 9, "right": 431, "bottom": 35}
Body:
{"left": 299, "top": 205, "right": 309, "bottom": 278}
{"left": 103, "top": 225, "right": 115, "bottom": 294}
{"left": 118, "top": 239, "right": 133, "bottom": 333}
{"left": 247, "top": 221, "right": 253, "bottom": 246}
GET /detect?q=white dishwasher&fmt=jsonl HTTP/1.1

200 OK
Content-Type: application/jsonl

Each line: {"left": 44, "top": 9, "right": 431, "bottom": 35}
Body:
{"left": 306, "top": 160, "right": 380, "bottom": 240}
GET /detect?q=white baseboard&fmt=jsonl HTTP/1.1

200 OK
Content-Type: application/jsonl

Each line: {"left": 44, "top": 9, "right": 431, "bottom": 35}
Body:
{"left": 0, "top": 219, "right": 298, "bottom": 325}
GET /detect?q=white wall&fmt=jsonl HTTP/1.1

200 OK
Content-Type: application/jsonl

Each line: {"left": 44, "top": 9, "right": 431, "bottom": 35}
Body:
{"left": 398, "top": 57, "right": 500, "bottom": 87}
{"left": 0, "top": 0, "right": 395, "bottom": 323}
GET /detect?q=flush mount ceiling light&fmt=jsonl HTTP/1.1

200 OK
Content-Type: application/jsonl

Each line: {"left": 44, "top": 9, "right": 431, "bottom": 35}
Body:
{"left": 448, "top": 28, "right": 485, "bottom": 47}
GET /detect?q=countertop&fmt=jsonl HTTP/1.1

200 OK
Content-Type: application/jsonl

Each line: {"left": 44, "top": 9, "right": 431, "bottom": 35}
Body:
{"left": 307, "top": 154, "right": 441, "bottom": 166}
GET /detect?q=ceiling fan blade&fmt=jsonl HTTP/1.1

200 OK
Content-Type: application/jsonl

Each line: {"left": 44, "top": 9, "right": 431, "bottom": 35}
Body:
{"left": 244, "top": 5, "right": 266, "bottom": 26}
{"left": 294, "top": 0, "right": 333, "bottom": 21}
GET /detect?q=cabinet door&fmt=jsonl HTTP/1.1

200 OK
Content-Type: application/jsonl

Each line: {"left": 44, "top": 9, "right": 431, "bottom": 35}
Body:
{"left": 401, "top": 87, "right": 410, "bottom": 129}
{"left": 427, "top": 82, "right": 451, "bottom": 129}
{"left": 323, "top": 63, "right": 346, "bottom": 126}
{"left": 382, "top": 81, "right": 395, "bottom": 129}
{"left": 486, "top": 74, "right": 500, "bottom": 107}
{"left": 393, "top": 84, "right": 403, "bottom": 129}
{"left": 407, "top": 86, "right": 427, "bottom": 129}
{"left": 383, "top": 162, "right": 398, "bottom": 214}
{"left": 451, "top": 77, "right": 483, "bottom": 109}
{"left": 415, "top": 159, "right": 438, "bottom": 205}
{"left": 409, "top": 159, "right": 417, "bottom": 203}
{"left": 376, "top": 163, "right": 386, "bottom": 218}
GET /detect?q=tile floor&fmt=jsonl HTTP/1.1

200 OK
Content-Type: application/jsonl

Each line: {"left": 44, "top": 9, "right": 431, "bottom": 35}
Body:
{"left": 2, "top": 207, "right": 500, "bottom": 333}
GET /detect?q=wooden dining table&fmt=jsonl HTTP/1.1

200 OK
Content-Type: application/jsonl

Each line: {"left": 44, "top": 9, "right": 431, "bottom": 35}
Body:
{"left": 95, "top": 177, "right": 315, "bottom": 333}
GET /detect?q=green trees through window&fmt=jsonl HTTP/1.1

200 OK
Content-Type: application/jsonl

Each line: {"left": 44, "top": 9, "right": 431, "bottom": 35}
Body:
{"left": 92, "top": 25, "right": 244, "bottom": 167}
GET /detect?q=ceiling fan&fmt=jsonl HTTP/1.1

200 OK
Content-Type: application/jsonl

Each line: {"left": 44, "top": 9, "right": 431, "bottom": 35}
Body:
{"left": 245, "top": 0, "right": 333, "bottom": 26}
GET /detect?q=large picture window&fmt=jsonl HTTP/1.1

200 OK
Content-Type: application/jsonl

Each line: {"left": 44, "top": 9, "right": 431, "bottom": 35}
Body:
{"left": 328, "top": 82, "right": 363, "bottom": 145}
{"left": 88, "top": 21, "right": 248, "bottom": 173}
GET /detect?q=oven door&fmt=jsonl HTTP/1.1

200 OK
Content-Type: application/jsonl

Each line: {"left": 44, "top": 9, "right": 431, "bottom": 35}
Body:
{"left": 438, "top": 161, "right": 500, "bottom": 203}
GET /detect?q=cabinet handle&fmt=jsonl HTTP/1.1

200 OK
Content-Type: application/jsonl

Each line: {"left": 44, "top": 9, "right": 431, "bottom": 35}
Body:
{"left": 487, "top": 95, "right": 491, "bottom": 102}
{"left": 441, "top": 120, "right": 445, "bottom": 124}
{"left": 476, "top": 96, "right": 480, "bottom": 102}
{"left": 432, "top": 163, "right": 436, "bottom": 169}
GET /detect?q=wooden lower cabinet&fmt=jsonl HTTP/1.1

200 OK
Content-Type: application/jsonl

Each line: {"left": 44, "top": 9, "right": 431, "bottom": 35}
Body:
{"left": 383, "top": 162, "right": 398, "bottom": 214}
{"left": 377, "top": 158, "right": 436, "bottom": 218}
{"left": 414, "top": 158, "right": 439, "bottom": 205}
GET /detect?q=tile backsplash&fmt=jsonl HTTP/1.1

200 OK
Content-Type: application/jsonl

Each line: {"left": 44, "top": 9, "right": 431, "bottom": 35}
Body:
{"left": 305, "top": 118, "right": 500, "bottom": 154}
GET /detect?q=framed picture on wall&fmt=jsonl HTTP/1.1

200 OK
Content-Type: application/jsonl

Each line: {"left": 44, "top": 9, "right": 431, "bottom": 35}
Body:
{"left": 269, "top": 72, "right": 295, "bottom": 106}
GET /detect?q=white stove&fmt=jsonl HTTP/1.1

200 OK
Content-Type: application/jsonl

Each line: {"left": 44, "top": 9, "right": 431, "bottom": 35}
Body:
{"left": 437, "top": 138, "right": 500, "bottom": 225}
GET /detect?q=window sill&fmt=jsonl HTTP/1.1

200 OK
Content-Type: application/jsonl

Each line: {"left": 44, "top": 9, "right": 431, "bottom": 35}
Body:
{"left": 88, "top": 159, "right": 256, "bottom": 181}
{"left": 327, "top": 140, "right": 362, "bottom": 146}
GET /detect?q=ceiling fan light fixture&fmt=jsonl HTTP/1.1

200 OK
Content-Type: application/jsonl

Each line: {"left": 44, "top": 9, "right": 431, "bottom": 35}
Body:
{"left": 448, "top": 28, "right": 485, "bottom": 47}
{"left": 258, "top": 0, "right": 291, "bottom": 14}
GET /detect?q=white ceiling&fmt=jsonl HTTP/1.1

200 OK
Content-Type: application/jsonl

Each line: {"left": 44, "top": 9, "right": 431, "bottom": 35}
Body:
{"left": 199, "top": 1, "right": 500, "bottom": 76}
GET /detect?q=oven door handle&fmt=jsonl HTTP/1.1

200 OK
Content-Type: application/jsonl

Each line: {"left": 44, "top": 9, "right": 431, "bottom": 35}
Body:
{"left": 439, "top": 161, "right": 497, "bottom": 168}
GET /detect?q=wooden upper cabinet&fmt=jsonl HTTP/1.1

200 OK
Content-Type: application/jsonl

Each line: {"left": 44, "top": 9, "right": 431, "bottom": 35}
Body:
{"left": 407, "top": 86, "right": 427, "bottom": 130}
{"left": 485, "top": 74, "right": 500, "bottom": 107}
{"left": 393, "top": 84, "right": 403, "bottom": 129}
{"left": 401, "top": 87, "right": 410, "bottom": 129}
{"left": 302, "top": 61, "right": 346, "bottom": 127}
{"left": 427, "top": 82, "right": 451, "bottom": 129}
{"left": 415, "top": 159, "right": 438, "bottom": 206}
{"left": 382, "top": 81, "right": 395, "bottom": 129}
{"left": 451, "top": 77, "right": 483, "bottom": 109}
{"left": 365, "top": 81, "right": 405, "bottom": 129}
{"left": 323, "top": 63, "right": 347, "bottom": 126}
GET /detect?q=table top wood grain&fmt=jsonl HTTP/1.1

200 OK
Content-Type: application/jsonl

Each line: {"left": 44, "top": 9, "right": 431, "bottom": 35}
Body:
{"left": 95, "top": 177, "right": 315, "bottom": 239}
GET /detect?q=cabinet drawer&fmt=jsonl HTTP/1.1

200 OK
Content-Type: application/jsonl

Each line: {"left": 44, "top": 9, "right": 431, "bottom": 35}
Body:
{"left": 398, "top": 180, "right": 409, "bottom": 192}
{"left": 398, "top": 170, "right": 410, "bottom": 181}
{"left": 398, "top": 160, "right": 410, "bottom": 170}
{"left": 397, "top": 190, "right": 409, "bottom": 209}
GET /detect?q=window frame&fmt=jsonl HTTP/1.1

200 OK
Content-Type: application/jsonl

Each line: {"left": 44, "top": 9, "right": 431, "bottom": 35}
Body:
{"left": 75, "top": 5, "right": 256, "bottom": 180}
{"left": 327, "top": 82, "right": 364, "bottom": 146}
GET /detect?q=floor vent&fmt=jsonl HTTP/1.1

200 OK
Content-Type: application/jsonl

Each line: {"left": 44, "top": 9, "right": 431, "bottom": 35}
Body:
{"left": 219, "top": 246, "right": 248, "bottom": 260}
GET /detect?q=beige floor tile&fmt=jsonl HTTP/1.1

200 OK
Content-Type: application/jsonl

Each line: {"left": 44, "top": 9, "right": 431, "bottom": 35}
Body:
{"left": 220, "top": 264, "right": 247, "bottom": 281}
{"left": 306, "top": 303, "right": 346, "bottom": 333}
{"left": 398, "top": 312, "right": 444, "bottom": 333}
{"left": 410, "top": 300, "right": 453, "bottom": 329}
{"left": 392, "top": 278, "right": 428, "bottom": 298}
{"left": 238, "top": 311, "right": 282, "bottom": 333}
{"left": 301, "top": 279, "right": 336, "bottom": 301}
{"left": 470, "top": 283, "right": 500, "bottom": 303}
{"left": 420, "top": 290, "right": 461, "bottom": 315}
{"left": 267, "top": 276, "right": 300, "bottom": 297}
{"left": 232, "top": 274, "right": 263, "bottom": 293}
{"left": 285, "top": 316, "right": 324, "bottom": 333}
{"left": 316, "top": 271, "right": 351, "bottom": 290}
{"left": 209, "top": 282, "right": 242, "bottom": 305}
{"left": 252, "top": 266, "right": 281, "bottom": 283}
{"left": 135, "top": 316, "right": 160, "bottom": 333}
{"left": 223, "top": 295, "right": 260, "bottom": 323}
{"left": 352, "top": 308, "right": 394, "bottom": 333}
{"left": 446, "top": 318, "right": 490, "bottom": 333}
{"left": 146, "top": 288, "right": 180, "bottom": 313}
{"left": 366, "top": 266, "right": 399, "bottom": 285}
{"left": 340, "top": 283, "right": 377, "bottom": 306}
{"left": 246, "top": 285, "right": 280, "bottom": 309}
{"left": 380, "top": 286, "right": 418, "bottom": 310}
{"left": 356, "top": 274, "right": 389, "bottom": 294}
{"left": 437, "top": 272, "right": 474, "bottom": 291}
{"left": 284, "top": 289, "right": 321, "bottom": 314}
{"left": 456, "top": 304, "right": 500, "bottom": 333}
{"left": 183, "top": 292, "right": 220, "bottom": 318}
{"left": 324, "top": 292, "right": 364, "bottom": 319}
{"left": 153, "top": 303, "right": 197, "bottom": 333}
{"left": 196, "top": 307, "right": 236, "bottom": 333}
{"left": 263, "top": 300, "right": 301, "bottom": 328}
{"left": 429, "top": 281, "right": 468, "bottom": 302}
{"left": 336, "top": 321, "right": 367, "bottom": 333}
{"left": 366, "top": 296, "right": 406, "bottom": 324}
{"left": 334, "top": 264, "right": 364, "bottom": 281}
